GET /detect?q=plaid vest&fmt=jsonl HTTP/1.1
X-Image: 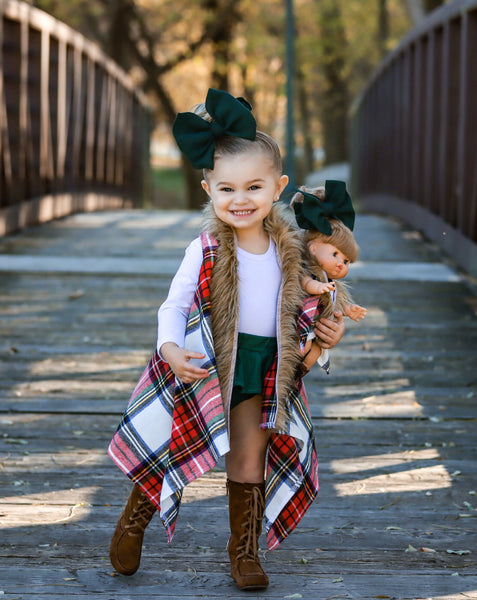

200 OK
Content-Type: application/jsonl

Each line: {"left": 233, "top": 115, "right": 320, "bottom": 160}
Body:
{"left": 108, "top": 232, "right": 319, "bottom": 550}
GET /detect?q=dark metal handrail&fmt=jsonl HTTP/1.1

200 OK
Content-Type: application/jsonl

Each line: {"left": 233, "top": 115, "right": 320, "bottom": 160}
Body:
{"left": 351, "top": 0, "right": 477, "bottom": 278}
{"left": 0, "top": 0, "right": 150, "bottom": 213}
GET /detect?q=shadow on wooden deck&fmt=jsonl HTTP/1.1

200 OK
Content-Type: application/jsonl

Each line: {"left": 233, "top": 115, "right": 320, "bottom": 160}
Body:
{"left": 0, "top": 210, "right": 476, "bottom": 599}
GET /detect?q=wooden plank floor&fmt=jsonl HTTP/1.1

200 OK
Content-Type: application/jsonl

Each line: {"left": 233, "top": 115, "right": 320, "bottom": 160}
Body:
{"left": 1, "top": 210, "right": 476, "bottom": 600}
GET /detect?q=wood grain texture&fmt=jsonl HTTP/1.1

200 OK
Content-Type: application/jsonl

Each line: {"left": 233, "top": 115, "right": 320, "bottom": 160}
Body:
{"left": 1, "top": 211, "right": 476, "bottom": 599}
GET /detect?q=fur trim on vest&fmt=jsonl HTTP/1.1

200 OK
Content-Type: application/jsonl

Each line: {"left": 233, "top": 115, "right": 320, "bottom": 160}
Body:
{"left": 202, "top": 201, "right": 306, "bottom": 431}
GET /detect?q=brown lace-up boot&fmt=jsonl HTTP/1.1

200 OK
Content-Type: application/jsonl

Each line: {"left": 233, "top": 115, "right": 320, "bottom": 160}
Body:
{"left": 227, "top": 479, "right": 269, "bottom": 590}
{"left": 109, "top": 484, "right": 157, "bottom": 575}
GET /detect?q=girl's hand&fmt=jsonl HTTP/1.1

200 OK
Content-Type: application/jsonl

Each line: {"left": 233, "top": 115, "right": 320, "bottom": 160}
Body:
{"left": 314, "top": 311, "right": 345, "bottom": 349}
{"left": 160, "top": 342, "right": 209, "bottom": 383}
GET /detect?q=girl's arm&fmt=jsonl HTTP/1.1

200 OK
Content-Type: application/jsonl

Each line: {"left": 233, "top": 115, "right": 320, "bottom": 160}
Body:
{"left": 157, "top": 237, "right": 209, "bottom": 382}
{"left": 157, "top": 237, "right": 203, "bottom": 353}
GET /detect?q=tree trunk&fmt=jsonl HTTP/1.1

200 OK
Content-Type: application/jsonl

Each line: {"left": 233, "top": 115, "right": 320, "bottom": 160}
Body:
{"left": 297, "top": 66, "right": 314, "bottom": 177}
{"left": 204, "top": 0, "right": 241, "bottom": 90}
{"left": 378, "top": 0, "right": 389, "bottom": 58}
{"left": 319, "top": 0, "right": 349, "bottom": 165}
{"left": 183, "top": 158, "right": 206, "bottom": 210}
{"left": 403, "top": 0, "right": 425, "bottom": 24}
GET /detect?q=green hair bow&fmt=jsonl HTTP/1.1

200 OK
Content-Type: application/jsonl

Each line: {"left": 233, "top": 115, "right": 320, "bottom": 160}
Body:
{"left": 293, "top": 180, "right": 355, "bottom": 234}
{"left": 172, "top": 88, "right": 257, "bottom": 170}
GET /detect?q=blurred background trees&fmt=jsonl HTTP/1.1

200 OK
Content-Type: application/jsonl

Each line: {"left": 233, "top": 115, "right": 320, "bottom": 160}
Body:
{"left": 32, "top": 0, "right": 446, "bottom": 208}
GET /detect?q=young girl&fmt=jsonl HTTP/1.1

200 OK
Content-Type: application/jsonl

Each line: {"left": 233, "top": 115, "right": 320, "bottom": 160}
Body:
{"left": 108, "top": 89, "right": 345, "bottom": 591}
{"left": 292, "top": 182, "right": 366, "bottom": 374}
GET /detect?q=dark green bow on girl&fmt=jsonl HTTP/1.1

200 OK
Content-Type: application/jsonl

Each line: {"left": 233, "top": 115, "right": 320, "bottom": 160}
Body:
{"left": 293, "top": 180, "right": 355, "bottom": 234}
{"left": 172, "top": 88, "right": 256, "bottom": 170}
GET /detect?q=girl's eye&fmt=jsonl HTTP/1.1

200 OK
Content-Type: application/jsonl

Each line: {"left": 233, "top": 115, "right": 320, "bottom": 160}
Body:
{"left": 332, "top": 251, "right": 338, "bottom": 257}
{"left": 344, "top": 259, "right": 349, "bottom": 265}
{"left": 249, "top": 185, "right": 261, "bottom": 190}
{"left": 220, "top": 187, "right": 233, "bottom": 192}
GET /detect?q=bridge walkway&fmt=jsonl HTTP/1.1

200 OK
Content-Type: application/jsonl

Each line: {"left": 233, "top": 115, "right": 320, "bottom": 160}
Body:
{"left": 0, "top": 209, "right": 476, "bottom": 599}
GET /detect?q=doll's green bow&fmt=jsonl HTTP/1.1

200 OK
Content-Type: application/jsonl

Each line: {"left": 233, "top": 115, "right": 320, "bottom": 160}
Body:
{"left": 172, "top": 88, "right": 256, "bottom": 169}
{"left": 293, "top": 180, "right": 355, "bottom": 234}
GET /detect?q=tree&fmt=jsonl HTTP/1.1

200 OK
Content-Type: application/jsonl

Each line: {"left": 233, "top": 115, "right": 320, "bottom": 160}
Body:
{"left": 318, "top": 0, "right": 349, "bottom": 165}
{"left": 32, "top": 0, "right": 415, "bottom": 197}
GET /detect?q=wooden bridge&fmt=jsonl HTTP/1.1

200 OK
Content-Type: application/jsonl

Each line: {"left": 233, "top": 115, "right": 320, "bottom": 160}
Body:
{"left": 0, "top": 0, "right": 150, "bottom": 236}
{"left": 0, "top": 209, "right": 476, "bottom": 599}
{"left": 0, "top": 1, "right": 477, "bottom": 599}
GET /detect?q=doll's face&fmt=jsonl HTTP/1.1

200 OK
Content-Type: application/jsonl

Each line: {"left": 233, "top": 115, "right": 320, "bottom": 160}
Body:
{"left": 308, "top": 240, "right": 350, "bottom": 280}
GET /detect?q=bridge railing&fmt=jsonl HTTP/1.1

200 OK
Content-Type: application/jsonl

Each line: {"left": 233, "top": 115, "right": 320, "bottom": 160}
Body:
{"left": 0, "top": 0, "right": 151, "bottom": 234}
{"left": 351, "top": 0, "right": 477, "bottom": 278}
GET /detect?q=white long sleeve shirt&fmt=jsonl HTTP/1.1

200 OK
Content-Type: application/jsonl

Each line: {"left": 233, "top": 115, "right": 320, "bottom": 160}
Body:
{"left": 157, "top": 236, "right": 281, "bottom": 354}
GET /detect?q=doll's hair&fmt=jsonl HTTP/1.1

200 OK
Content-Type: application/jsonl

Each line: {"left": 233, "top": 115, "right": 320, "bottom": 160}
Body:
{"left": 306, "top": 218, "right": 359, "bottom": 263}
{"left": 191, "top": 102, "right": 283, "bottom": 175}
{"left": 294, "top": 186, "right": 359, "bottom": 262}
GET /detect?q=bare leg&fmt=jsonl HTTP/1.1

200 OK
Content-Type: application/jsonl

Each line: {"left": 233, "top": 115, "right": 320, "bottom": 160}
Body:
{"left": 226, "top": 395, "right": 270, "bottom": 483}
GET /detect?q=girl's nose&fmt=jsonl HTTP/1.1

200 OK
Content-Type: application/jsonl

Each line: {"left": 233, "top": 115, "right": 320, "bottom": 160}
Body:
{"left": 234, "top": 192, "right": 248, "bottom": 204}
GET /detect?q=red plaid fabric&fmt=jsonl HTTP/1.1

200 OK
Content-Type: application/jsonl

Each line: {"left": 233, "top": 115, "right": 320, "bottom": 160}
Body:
{"left": 109, "top": 235, "right": 320, "bottom": 549}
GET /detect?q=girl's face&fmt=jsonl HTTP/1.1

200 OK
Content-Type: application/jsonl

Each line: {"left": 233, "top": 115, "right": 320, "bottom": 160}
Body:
{"left": 308, "top": 240, "right": 350, "bottom": 280}
{"left": 201, "top": 149, "right": 288, "bottom": 243}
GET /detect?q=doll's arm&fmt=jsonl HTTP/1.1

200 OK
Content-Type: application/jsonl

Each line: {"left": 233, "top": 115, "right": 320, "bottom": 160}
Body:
{"left": 303, "top": 273, "right": 336, "bottom": 296}
{"left": 344, "top": 303, "right": 367, "bottom": 322}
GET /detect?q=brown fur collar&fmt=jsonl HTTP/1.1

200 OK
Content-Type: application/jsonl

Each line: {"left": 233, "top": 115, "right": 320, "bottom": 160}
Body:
{"left": 202, "top": 201, "right": 306, "bottom": 431}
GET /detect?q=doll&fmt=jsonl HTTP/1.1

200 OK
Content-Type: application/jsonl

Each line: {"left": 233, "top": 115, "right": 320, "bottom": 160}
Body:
{"left": 291, "top": 181, "right": 366, "bottom": 373}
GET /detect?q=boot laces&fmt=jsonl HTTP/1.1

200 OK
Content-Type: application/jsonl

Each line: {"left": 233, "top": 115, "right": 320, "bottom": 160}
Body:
{"left": 237, "top": 487, "right": 264, "bottom": 561}
{"left": 125, "top": 495, "right": 156, "bottom": 534}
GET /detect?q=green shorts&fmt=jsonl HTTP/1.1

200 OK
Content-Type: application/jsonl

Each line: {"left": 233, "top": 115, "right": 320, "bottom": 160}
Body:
{"left": 230, "top": 332, "right": 277, "bottom": 410}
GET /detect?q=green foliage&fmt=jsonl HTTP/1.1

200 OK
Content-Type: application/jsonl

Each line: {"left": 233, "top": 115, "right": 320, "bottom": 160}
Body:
{"left": 31, "top": 0, "right": 414, "bottom": 194}
{"left": 149, "top": 167, "right": 187, "bottom": 209}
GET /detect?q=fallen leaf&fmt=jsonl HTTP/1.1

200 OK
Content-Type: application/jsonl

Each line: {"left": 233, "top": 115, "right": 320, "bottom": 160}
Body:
{"left": 68, "top": 289, "right": 85, "bottom": 300}
{"left": 420, "top": 547, "right": 436, "bottom": 553}
{"left": 332, "top": 576, "right": 344, "bottom": 583}
{"left": 405, "top": 544, "right": 417, "bottom": 552}
{"left": 385, "top": 526, "right": 402, "bottom": 531}
{"left": 4, "top": 438, "right": 28, "bottom": 445}
{"left": 284, "top": 595, "right": 303, "bottom": 599}
{"left": 446, "top": 549, "right": 471, "bottom": 555}
{"left": 300, "top": 557, "right": 309, "bottom": 564}
{"left": 451, "top": 470, "right": 462, "bottom": 477}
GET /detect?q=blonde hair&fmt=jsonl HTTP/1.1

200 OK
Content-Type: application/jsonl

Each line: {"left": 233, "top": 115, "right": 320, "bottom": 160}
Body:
{"left": 292, "top": 186, "right": 359, "bottom": 263}
{"left": 191, "top": 102, "right": 283, "bottom": 176}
